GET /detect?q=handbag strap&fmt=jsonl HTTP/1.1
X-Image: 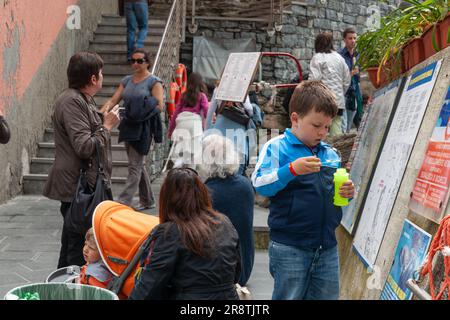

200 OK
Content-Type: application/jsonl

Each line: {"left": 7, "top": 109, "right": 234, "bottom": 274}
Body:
{"left": 94, "top": 138, "right": 104, "bottom": 174}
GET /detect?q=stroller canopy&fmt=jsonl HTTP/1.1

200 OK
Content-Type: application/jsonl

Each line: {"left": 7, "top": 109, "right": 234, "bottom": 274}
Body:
{"left": 93, "top": 201, "right": 159, "bottom": 278}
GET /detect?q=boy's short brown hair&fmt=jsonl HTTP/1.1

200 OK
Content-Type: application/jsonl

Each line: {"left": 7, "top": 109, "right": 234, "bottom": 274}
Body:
{"left": 289, "top": 80, "right": 338, "bottom": 118}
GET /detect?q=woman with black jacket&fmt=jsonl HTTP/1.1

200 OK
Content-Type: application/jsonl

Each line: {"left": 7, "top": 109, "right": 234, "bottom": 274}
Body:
{"left": 129, "top": 167, "right": 241, "bottom": 300}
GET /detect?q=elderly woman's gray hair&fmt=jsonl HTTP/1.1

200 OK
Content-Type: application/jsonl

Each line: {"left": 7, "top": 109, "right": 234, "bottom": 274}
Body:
{"left": 198, "top": 134, "right": 241, "bottom": 179}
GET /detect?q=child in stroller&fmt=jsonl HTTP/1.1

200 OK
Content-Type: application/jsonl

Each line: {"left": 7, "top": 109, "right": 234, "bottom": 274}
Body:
{"left": 47, "top": 201, "right": 159, "bottom": 299}
{"left": 78, "top": 228, "right": 113, "bottom": 289}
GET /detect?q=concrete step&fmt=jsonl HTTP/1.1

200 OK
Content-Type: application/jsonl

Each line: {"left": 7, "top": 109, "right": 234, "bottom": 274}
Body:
{"left": 22, "top": 174, "right": 128, "bottom": 196}
{"left": 37, "top": 142, "right": 128, "bottom": 161}
{"left": 93, "top": 30, "right": 164, "bottom": 42}
{"left": 89, "top": 38, "right": 161, "bottom": 52}
{"left": 99, "top": 17, "right": 167, "bottom": 26}
{"left": 30, "top": 158, "right": 130, "bottom": 177}
{"left": 43, "top": 128, "right": 121, "bottom": 145}
{"left": 95, "top": 25, "right": 165, "bottom": 35}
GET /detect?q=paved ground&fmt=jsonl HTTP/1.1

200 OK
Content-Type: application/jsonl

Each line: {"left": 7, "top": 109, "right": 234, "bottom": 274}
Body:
{"left": 0, "top": 192, "right": 273, "bottom": 299}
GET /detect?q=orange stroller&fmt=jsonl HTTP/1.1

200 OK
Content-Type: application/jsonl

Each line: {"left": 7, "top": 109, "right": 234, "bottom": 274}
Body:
{"left": 92, "top": 200, "right": 159, "bottom": 299}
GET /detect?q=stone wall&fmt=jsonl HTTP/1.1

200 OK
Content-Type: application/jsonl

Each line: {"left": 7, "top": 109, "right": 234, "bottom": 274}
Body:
{"left": 180, "top": 0, "right": 398, "bottom": 130}
{"left": 0, "top": 0, "right": 118, "bottom": 203}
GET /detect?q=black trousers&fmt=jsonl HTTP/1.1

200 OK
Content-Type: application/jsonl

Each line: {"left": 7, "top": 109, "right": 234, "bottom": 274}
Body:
{"left": 57, "top": 202, "right": 86, "bottom": 268}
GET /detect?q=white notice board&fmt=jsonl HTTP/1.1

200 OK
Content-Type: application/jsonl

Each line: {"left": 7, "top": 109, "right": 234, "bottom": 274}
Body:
{"left": 353, "top": 60, "right": 442, "bottom": 269}
{"left": 341, "top": 79, "right": 403, "bottom": 234}
{"left": 215, "top": 52, "right": 262, "bottom": 102}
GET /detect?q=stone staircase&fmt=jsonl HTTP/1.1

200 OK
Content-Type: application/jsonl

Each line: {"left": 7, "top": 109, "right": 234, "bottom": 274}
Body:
{"left": 22, "top": 3, "right": 172, "bottom": 197}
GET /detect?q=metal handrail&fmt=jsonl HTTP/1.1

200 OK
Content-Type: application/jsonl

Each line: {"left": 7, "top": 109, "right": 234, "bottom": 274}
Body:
{"left": 151, "top": 0, "right": 183, "bottom": 75}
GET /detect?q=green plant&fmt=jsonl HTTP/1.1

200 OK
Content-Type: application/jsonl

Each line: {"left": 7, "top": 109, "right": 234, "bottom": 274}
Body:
{"left": 358, "top": 0, "right": 449, "bottom": 82}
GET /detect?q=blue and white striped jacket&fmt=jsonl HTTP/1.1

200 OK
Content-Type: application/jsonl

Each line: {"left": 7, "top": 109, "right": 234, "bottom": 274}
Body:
{"left": 251, "top": 128, "right": 343, "bottom": 249}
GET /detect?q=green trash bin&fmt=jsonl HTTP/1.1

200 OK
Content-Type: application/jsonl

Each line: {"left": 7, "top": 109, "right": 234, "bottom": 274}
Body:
{"left": 4, "top": 283, "right": 119, "bottom": 300}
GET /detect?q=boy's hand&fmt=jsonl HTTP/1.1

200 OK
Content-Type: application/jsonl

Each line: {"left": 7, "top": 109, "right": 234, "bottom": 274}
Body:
{"left": 291, "top": 156, "right": 322, "bottom": 175}
{"left": 339, "top": 180, "right": 355, "bottom": 199}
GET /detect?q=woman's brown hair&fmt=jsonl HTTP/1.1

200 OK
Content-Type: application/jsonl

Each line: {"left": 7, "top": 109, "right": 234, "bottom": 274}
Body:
{"left": 132, "top": 48, "right": 153, "bottom": 70}
{"left": 181, "top": 72, "right": 206, "bottom": 108}
{"left": 158, "top": 167, "right": 222, "bottom": 257}
{"left": 314, "top": 32, "right": 334, "bottom": 54}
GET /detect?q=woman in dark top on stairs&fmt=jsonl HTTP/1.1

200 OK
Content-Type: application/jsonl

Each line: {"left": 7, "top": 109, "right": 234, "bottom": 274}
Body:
{"left": 101, "top": 49, "right": 164, "bottom": 211}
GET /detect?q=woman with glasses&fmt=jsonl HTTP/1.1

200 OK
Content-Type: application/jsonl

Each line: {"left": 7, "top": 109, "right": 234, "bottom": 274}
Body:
{"left": 43, "top": 52, "right": 120, "bottom": 268}
{"left": 129, "top": 167, "right": 241, "bottom": 300}
{"left": 101, "top": 48, "right": 164, "bottom": 211}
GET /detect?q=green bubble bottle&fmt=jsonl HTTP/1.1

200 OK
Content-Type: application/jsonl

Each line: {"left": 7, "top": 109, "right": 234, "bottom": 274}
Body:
{"left": 334, "top": 168, "right": 349, "bottom": 207}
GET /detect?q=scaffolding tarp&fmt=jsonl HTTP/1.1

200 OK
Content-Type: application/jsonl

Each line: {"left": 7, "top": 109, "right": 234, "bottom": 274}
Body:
{"left": 193, "top": 36, "right": 256, "bottom": 86}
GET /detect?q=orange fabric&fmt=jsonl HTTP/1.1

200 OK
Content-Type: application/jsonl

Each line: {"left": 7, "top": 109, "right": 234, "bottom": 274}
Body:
{"left": 175, "top": 63, "right": 187, "bottom": 94}
{"left": 166, "top": 82, "right": 180, "bottom": 119}
{"left": 79, "top": 265, "right": 109, "bottom": 289}
{"left": 92, "top": 201, "right": 159, "bottom": 298}
{"left": 419, "top": 215, "right": 450, "bottom": 300}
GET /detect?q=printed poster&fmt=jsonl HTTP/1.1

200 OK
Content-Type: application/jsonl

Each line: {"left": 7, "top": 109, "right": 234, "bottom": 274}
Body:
{"left": 215, "top": 52, "right": 261, "bottom": 102}
{"left": 353, "top": 60, "right": 442, "bottom": 269}
{"left": 380, "top": 219, "right": 431, "bottom": 300}
{"left": 341, "top": 79, "right": 403, "bottom": 234}
{"left": 409, "top": 86, "right": 450, "bottom": 223}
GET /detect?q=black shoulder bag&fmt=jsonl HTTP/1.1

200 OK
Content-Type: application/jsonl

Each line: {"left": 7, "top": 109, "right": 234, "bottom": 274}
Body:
{"left": 65, "top": 138, "right": 113, "bottom": 235}
{"left": 218, "top": 101, "right": 251, "bottom": 126}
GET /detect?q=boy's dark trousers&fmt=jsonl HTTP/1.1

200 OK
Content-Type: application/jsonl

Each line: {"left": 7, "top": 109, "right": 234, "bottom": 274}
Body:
{"left": 57, "top": 202, "right": 86, "bottom": 268}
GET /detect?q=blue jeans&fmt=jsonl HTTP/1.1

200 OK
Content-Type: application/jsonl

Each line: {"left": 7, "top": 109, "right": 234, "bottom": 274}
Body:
{"left": 125, "top": 1, "right": 149, "bottom": 58}
{"left": 269, "top": 240, "right": 340, "bottom": 300}
{"left": 345, "top": 109, "right": 357, "bottom": 133}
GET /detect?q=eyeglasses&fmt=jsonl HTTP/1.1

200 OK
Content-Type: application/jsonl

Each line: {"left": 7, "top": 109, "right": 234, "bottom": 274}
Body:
{"left": 129, "top": 58, "right": 147, "bottom": 65}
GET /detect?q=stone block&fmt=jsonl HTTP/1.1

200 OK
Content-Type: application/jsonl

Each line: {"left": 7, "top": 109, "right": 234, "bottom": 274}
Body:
{"left": 221, "top": 21, "right": 239, "bottom": 28}
{"left": 326, "top": 9, "right": 338, "bottom": 21}
{"left": 297, "top": 17, "right": 309, "bottom": 27}
{"left": 343, "top": 15, "right": 356, "bottom": 24}
{"left": 314, "top": 18, "right": 332, "bottom": 30}
{"left": 307, "top": 7, "right": 318, "bottom": 17}
{"left": 282, "top": 34, "right": 299, "bottom": 47}
{"left": 291, "top": 5, "right": 307, "bottom": 16}
{"left": 281, "top": 24, "right": 296, "bottom": 34}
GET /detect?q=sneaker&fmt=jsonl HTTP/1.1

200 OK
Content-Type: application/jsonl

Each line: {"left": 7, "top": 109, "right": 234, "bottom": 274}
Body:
{"left": 135, "top": 203, "right": 156, "bottom": 211}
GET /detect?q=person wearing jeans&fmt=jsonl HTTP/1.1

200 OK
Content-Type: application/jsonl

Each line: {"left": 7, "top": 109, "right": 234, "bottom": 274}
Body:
{"left": 124, "top": 0, "right": 149, "bottom": 60}
{"left": 269, "top": 241, "right": 340, "bottom": 300}
{"left": 340, "top": 27, "right": 363, "bottom": 133}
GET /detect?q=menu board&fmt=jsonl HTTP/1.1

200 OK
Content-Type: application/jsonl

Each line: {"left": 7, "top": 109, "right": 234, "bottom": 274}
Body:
{"left": 409, "top": 86, "right": 450, "bottom": 223}
{"left": 341, "top": 79, "right": 403, "bottom": 234}
{"left": 353, "top": 60, "right": 442, "bottom": 269}
{"left": 215, "top": 52, "right": 262, "bottom": 102}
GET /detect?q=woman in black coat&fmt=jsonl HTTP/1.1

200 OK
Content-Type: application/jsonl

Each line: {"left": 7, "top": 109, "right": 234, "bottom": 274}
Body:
{"left": 0, "top": 110, "right": 10, "bottom": 144}
{"left": 129, "top": 167, "right": 241, "bottom": 300}
{"left": 199, "top": 134, "right": 255, "bottom": 287}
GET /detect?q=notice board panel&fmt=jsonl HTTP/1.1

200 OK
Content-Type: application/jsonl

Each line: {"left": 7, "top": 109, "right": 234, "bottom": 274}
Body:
{"left": 353, "top": 60, "right": 442, "bottom": 269}
{"left": 342, "top": 79, "right": 404, "bottom": 234}
{"left": 409, "top": 85, "right": 450, "bottom": 223}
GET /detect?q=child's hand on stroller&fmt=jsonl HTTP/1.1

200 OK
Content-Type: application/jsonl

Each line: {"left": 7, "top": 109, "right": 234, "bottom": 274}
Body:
{"left": 291, "top": 156, "right": 322, "bottom": 175}
{"left": 339, "top": 180, "right": 355, "bottom": 199}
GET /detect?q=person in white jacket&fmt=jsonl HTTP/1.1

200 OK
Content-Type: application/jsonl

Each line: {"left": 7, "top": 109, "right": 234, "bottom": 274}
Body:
{"left": 309, "top": 32, "right": 351, "bottom": 137}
